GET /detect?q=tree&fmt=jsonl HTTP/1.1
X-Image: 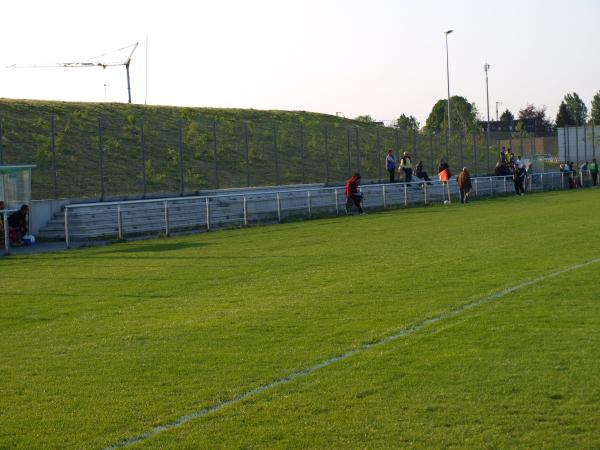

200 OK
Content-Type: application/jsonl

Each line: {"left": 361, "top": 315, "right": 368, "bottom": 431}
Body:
{"left": 518, "top": 104, "right": 553, "bottom": 133}
{"left": 394, "top": 114, "right": 420, "bottom": 131}
{"left": 424, "top": 96, "right": 479, "bottom": 133}
{"left": 500, "top": 109, "right": 514, "bottom": 130}
{"left": 354, "top": 115, "right": 375, "bottom": 123}
{"left": 590, "top": 91, "right": 600, "bottom": 125}
{"left": 555, "top": 101, "right": 575, "bottom": 128}
{"left": 563, "top": 92, "right": 587, "bottom": 125}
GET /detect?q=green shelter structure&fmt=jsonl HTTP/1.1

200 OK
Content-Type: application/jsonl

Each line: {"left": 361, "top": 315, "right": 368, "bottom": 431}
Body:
{"left": 0, "top": 165, "right": 35, "bottom": 208}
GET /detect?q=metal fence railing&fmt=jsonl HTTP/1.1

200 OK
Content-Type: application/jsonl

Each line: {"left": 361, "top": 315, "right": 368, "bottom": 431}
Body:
{"left": 62, "top": 171, "right": 586, "bottom": 247}
{"left": 0, "top": 111, "right": 559, "bottom": 201}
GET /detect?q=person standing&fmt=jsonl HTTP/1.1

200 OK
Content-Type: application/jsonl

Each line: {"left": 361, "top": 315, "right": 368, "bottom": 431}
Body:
{"left": 456, "top": 167, "right": 472, "bottom": 203}
{"left": 590, "top": 158, "right": 598, "bottom": 187}
{"left": 385, "top": 149, "right": 396, "bottom": 183}
{"left": 344, "top": 173, "right": 365, "bottom": 215}
{"left": 8, "top": 204, "right": 29, "bottom": 245}
{"left": 513, "top": 166, "right": 526, "bottom": 195}
{"left": 399, "top": 152, "right": 412, "bottom": 183}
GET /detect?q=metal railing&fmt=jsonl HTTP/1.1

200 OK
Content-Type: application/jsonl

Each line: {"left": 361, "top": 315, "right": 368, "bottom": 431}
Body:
{"left": 61, "top": 171, "right": 586, "bottom": 247}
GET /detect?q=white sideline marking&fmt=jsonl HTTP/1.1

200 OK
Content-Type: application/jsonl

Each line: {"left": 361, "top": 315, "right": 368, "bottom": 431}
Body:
{"left": 104, "top": 257, "right": 600, "bottom": 449}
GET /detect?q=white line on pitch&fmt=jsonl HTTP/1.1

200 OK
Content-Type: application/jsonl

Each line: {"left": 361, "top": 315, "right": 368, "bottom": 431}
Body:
{"left": 104, "top": 257, "right": 600, "bottom": 449}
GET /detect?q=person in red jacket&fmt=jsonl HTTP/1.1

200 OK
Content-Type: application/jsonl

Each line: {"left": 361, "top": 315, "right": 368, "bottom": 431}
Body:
{"left": 344, "top": 173, "right": 365, "bottom": 215}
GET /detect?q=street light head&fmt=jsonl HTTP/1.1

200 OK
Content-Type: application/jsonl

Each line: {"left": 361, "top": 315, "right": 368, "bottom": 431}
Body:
{"left": 484, "top": 63, "right": 490, "bottom": 72}
{"left": 445, "top": 29, "right": 454, "bottom": 35}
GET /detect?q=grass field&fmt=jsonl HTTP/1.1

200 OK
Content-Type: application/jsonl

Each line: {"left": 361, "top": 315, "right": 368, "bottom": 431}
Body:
{"left": 1, "top": 189, "right": 599, "bottom": 449}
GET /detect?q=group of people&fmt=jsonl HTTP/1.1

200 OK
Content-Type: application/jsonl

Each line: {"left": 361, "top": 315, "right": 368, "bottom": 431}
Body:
{"left": 492, "top": 147, "right": 532, "bottom": 196}
{"left": 0, "top": 202, "right": 30, "bottom": 246}
{"left": 560, "top": 159, "right": 599, "bottom": 188}
{"left": 385, "top": 150, "right": 448, "bottom": 185}
{"left": 345, "top": 150, "right": 468, "bottom": 213}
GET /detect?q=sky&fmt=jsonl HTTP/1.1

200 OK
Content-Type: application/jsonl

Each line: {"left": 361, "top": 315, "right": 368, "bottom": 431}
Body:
{"left": 1, "top": 0, "right": 599, "bottom": 125}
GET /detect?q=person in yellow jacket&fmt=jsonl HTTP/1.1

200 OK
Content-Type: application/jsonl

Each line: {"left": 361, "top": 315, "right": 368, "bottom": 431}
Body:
{"left": 398, "top": 152, "right": 412, "bottom": 183}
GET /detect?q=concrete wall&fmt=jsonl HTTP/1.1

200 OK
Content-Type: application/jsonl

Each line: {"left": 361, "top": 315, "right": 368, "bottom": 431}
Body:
{"left": 557, "top": 126, "right": 600, "bottom": 162}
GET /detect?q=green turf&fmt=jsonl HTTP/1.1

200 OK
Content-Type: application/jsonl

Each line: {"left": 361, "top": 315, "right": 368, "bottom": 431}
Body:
{"left": 1, "top": 189, "right": 599, "bottom": 449}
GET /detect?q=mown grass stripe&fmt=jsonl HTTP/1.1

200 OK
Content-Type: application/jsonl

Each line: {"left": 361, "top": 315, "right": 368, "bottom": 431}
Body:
{"left": 104, "top": 256, "right": 600, "bottom": 449}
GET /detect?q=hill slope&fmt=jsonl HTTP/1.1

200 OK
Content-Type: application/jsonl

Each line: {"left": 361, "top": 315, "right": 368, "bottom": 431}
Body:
{"left": 0, "top": 99, "right": 495, "bottom": 200}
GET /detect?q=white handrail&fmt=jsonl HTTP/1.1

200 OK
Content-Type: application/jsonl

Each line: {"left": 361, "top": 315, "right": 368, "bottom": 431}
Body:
{"left": 64, "top": 173, "right": 559, "bottom": 211}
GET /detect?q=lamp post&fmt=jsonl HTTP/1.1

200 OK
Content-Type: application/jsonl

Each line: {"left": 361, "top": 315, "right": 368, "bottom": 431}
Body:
{"left": 496, "top": 101, "right": 502, "bottom": 121}
{"left": 445, "top": 30, "right": 454, "bottom": 132}
{"left": 484, "top": 63, "right": 491, "bottom": 170}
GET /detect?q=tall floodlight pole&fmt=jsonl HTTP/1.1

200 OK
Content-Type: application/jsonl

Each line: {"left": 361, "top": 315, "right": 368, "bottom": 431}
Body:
{"left": 484, "top": 63, "right": 491, "bottom": 159}
{"left": 445, "top": 30, "right": 454, "bottom": 132}
{"left": 496, "top": 101, "right": 502, "bottom": 121}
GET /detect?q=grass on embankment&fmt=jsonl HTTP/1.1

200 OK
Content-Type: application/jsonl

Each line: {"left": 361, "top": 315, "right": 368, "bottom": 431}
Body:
{"left": 0, "top": 189, "right": 599, "bottom": 449}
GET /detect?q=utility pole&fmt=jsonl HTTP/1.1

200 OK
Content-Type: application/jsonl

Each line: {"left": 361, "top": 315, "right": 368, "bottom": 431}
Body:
{"left": 445, "top": 30, "right": 454, "bottom": 131}
{"left": 496, "top": 101, "right": 502, "bottom": 121}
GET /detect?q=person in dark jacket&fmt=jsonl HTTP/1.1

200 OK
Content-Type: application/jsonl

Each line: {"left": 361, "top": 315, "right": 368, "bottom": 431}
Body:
{"left": 344, "top": 173, "right": 364, "bottom": 215}
{"left": 414, "top": 160, "right": 432, "bottom": 184}
{"left": 456, "top": 167, "right": 472, "bottom": 203}
{"left": 8, "top": 204, "right": 29, "bottom": 245}
{"left": 513, "top": 167, "right": 526, "bottom": 195}
{"left": 385, "top": 149, "right": 396, "bottom": 183}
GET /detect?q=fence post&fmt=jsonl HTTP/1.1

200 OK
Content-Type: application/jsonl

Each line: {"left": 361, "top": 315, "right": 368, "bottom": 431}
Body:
{"left": 575, "top": 126, "right": 579, "bottom": 162}
{"left": 346, "top": 128, "right": 352, "bottom": 176}
{"left": 335, "top": 189, "right": 339, "bottom": 215}
{"left": 205, "top": 198, "right": 211, "bottom": 230}
{"left": 50, "top": 115, "right": 58, "bottom": 199}
{"left": 164, "top": 201, "right": 169, "bottom": 236}
{"left": 382, "top": 185, "right": 387, "bottom": 208}
{"left": 503, "top": 177, "right": 507, "bottom": 193}
{"left": 487, "top": 131, "right": 492, "bottom": 175}
{"left": 178, "top": 121, "right": 184, "bottom": 196}
{"left": 376, "top": 127, "right": 382, "bottom": 182}
{"left": 64, "top": 207, "right": 70, "bottom": 249}
{"left": 273, "top": 123, "right": 280, "bottom": 186}
{"left": 474, "top": 178, "right": 478, "bottom": 196}
{"left": 490, "top": 176, "right": 494, "bottom": 195}
{"left": 243, "top": 195, "right": 248, "bottom": 226}
{"left": 324, "top": 126, "right": 330, "bottom": 184}
{"left": 4, "top": 211, "right": 10, "bottom": 255}
{"left": 117, "top": 205, "right": 123, "bottom": 240}
{"left": 140, "top": 119, "right": 147, "bottom": 197}
{"left": 212, "top": 119, "right": 219, "bottom": 189}
{"left": 244, "top": 122, "right": 250, "bottom": 187}
{"left": 459, "top": 132, "right": 464, "bottom": 169}
{"left": 404, "top": 183, "right": 408, "bottom": 206}
{"left": 98, "top": 118, "right": 105, "bottom": 201}
{"left": 0, "top": 117, "right": 3, "bottom": 164}
{"left": 307, "top": 191, "right": 312, "bottom": 218}
{"left": 423, "top": 183, "right": 427, "bottom": 205}
{"left": 583, "top": 124, "right": 587, "bottom": 162}
{"left": 300, "top": 123, "right": 305, "bottom": 184}
{"left": 472, "top": 133, "right": 477, "bottom": 175}
{"left": 276, "top": 193, "right": 281, "bottom": 223}
{"left": 355, "top": 127, "right": 361, "bottom": 174}
{"left": 429, "top": 133, "right": 434, "bottom": 174}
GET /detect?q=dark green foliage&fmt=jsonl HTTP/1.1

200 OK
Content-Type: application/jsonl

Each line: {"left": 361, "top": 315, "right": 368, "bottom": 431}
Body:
{"left": 424, "top": 96, "right": 479, "bottom": 133}
{"left": 555, "top": 101, "right": 575, "bottom": 128}
{"left": 563, "top": 92, "right": 587, "bottom": 125}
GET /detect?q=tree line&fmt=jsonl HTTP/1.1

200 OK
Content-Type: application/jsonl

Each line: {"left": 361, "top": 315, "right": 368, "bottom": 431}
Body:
{"left": 355, "top": 91, "right": 600, "bottom": 133}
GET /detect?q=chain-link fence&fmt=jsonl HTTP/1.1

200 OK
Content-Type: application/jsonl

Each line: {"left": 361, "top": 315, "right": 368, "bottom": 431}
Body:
{"left": 0, "top": 113, "right": 558, "bottom": 200}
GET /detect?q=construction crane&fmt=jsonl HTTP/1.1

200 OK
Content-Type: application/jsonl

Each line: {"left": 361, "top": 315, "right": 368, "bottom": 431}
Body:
{"left": 7, "top": 42, "right": 139, "bottom": 103}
